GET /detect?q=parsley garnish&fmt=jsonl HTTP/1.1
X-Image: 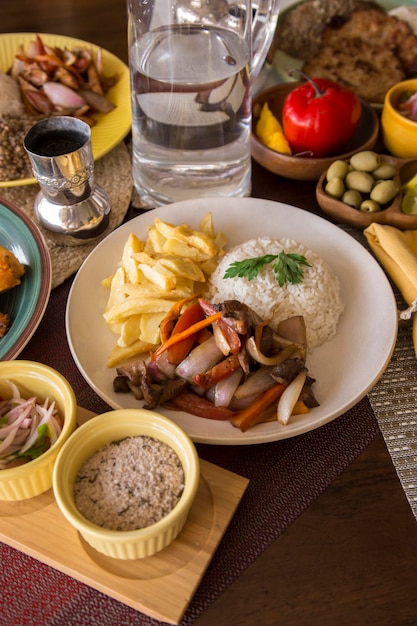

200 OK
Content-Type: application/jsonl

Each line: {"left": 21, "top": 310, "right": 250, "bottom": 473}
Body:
{"left": 223, "top": 252, "right": 311, "bottom": 287}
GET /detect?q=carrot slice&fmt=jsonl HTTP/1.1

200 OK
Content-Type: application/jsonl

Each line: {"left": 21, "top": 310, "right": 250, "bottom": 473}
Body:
{"left": 152, "top": 311, "right": 222, "bottom": 360}
{"left": 159, "top": 295, "right": 199, "bottom": 343}
{"left": 230, "top": 383, "right": 286, "bottom": 432}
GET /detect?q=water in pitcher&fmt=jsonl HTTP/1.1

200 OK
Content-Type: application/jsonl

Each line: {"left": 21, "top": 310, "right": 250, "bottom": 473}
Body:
{"left": 130, "top": 24, "right": 251, "bottom": 205}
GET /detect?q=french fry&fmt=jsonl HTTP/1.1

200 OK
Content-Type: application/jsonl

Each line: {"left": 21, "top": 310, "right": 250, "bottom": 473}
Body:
{"left": 139, "top": 311, "right": 167, "bottom": 345}
{"left": 106, "top": 341, "right": 155, "bottom": 368}
{"left": 138, "top": 261, "right": 177, "bottom": 291}
{"left": 158, "top": 256, "right": 205, "bottom": 282}
{"left": 102, "top": 212, "right": 227, "bottom": 367}
{"left": 117, "top": 314, "right": 142, "bottom": 347}
{"left": 104, "top": 297, "right": 175, "bottom": 325}
{"left": 122, "top": 233, "right": 144, "bottom": 284}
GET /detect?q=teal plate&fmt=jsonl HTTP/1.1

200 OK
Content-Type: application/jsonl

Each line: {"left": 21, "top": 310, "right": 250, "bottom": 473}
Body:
{"left": 0, "top": 197, "right": 51, "bottom": 361}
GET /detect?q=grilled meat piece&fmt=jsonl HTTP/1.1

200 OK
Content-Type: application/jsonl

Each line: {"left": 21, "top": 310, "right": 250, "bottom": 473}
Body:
{"left": 275, "top": 0, "right": 383, "bottom": 61}
{"left": 0, "top": 245, "right": 25, "bottom": 293}
{"left": 0, "top": 311, "right": 10, "bottom": 337}
{"left": 302, "top": 8, "right": 417, "bottom": 103}
{"left": 303, "top": 37, "right": 405, "bottom": 104}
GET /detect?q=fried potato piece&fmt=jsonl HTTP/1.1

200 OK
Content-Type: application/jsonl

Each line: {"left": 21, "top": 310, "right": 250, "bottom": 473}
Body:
{"left": 102, "top": 212, "right": 227, "bottom": 367}
{"left": 0, "top": 245, "right": 25, "bottom": 293}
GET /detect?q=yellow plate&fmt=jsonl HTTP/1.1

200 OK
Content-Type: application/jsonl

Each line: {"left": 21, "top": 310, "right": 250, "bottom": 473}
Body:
{"left": 0, "top": 32, "right": 131, "bottom": 188}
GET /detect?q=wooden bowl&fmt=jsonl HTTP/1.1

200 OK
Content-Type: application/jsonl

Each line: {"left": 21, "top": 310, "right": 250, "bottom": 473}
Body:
{"left": 316, "top": 156, "right": 417, "bottom": 230}
{"left": 251, "top": 83, "right": 380, "bottom": 181}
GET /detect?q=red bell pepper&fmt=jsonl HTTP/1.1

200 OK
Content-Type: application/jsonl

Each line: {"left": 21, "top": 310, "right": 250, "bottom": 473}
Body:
{"left": 192, "top": 354, "right": 242, "bottom": 389}
{"left": 166, "top": 301, "right": 205, "bottom": 364}
{"left": 282, "top": 72, "right": 361, "bottom": 158}
{"left": 151, "top": 311, "right": 222, "bottom": 360}
{"left": 167, "top": 391, "right": 236, "bottom": 420}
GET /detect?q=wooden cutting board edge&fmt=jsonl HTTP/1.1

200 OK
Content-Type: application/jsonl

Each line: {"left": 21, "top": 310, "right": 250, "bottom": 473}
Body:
{"left": 0, "top": 406, "right": 250, "bottom": 625}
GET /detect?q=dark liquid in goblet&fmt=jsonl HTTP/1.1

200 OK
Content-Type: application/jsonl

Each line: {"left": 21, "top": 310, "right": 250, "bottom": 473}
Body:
{"left": 29, "top": 129, "right": 87, "bottom": 157}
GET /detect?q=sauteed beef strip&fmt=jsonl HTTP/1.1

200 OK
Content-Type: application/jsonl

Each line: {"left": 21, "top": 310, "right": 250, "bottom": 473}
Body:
{"left": 115, "top": 358, "right": 188, "bottom": 409}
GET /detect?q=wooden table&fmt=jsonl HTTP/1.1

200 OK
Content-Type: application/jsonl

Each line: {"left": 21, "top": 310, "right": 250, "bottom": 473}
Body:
{"left": 2, "top": 2, "right": 417, "bottom": 625}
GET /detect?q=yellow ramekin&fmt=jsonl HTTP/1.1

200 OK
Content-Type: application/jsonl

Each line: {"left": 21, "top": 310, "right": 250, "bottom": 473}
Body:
{"left": 0, "top": 360, "right": 77, "bottom": 501}
{"left": 52, "top": 409, "right": 200, "bottom": 560}
{"left": 381, "top": 79, "right": 417, "bottom": 159}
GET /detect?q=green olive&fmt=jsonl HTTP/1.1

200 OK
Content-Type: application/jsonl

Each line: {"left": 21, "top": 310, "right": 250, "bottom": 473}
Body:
{"left": 342, "top": 189, "right": 362, "bottom": 208}
{"left": 350, "top": 150, "right": 380, "bottom": 172}
{"left": 325, "top": 177, "right": 345, "bottom": 198}
{"left": 370, "top": 179, "right": 400, "bottom": 205}
{"left": 373, "top": 162, "right": 397, "bottom": 180}
{"left": 360, "top": 199, "right": 381, "bottom": 213}
{"left": 326, "top": 160, "right": 349, "bottom": 182}
{"left": 345, "top": 170, "right": 375, "bottom": 194}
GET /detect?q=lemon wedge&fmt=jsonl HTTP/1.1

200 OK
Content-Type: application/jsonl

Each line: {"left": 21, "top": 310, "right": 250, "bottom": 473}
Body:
{"left": 401, "top": 188, "right": 417, "bottom": 214}
{"left": 256, "top": 102, "right": 292, "bottom": 155}
{"left": 403, "top": 172, "right": 417, "bottom": 191}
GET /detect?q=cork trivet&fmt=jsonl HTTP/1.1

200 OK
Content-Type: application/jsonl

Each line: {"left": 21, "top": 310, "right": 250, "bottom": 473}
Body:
{"left": 0, "top": 142, "right": 132, "bottom": 289}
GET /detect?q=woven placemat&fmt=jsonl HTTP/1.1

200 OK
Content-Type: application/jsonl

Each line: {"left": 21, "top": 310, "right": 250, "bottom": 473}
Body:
{"left": 367, "top": 289, "right": 417, "bottom": 520}
{"left": 344, "top": 226, "right": 417, "bottom": 521}
{"left": 0, "top": 142, "right": 133, "bottom": 289}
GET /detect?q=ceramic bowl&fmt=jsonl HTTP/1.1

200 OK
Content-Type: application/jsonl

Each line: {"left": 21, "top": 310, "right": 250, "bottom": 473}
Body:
{"left": 316, "top": 155, "right": 417, "bottom": 229}
{"left": 0, "top": 360, "right": 77, "bottom": 501}
{"left": 381, "top": 79, "right": 417, "bottom": 159}
{"left": 251, "top": 83, "right": 379, "bottom": 181}
{"left": 52, "top": 409, "right": 200, "bottom": 560}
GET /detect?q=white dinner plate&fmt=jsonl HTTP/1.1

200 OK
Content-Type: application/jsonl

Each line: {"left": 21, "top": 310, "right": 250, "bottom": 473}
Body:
{"left": 66, "top": 198, "right": 398, "bottom": 445}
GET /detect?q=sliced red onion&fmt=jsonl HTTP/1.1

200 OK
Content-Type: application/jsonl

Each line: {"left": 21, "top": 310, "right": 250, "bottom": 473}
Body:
{"left": 42, "top": 81, "right": 87, "bottom": 110}
{"left": 411, "top": 95, "right": 417, "bottom": 121}
{"left": 175, "top": 336, "right": 223, "bottom": 381}
{"left": 233, "top": 365, "right": 276, "bottom": 399}
{"left": 213, "top": 370, "right": 243, "bottom": 407}
{"left": 0, "top": 381, "right": 63, "bottom": 468}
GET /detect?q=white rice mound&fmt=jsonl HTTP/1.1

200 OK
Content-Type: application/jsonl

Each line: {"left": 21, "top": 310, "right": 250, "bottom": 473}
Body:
{"left": 208, "top": 236, "right": 343, "bottom": 350}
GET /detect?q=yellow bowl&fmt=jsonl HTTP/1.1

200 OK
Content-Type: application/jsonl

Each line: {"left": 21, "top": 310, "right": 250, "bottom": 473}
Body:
{"left": 0, "top": 360, "right": 77, "bottom": 501}
{"left": 381, "top": 79, "right": 417, "bottom": 159}
{"left": 52, "top": 409, "right": 200, "bottom": 560}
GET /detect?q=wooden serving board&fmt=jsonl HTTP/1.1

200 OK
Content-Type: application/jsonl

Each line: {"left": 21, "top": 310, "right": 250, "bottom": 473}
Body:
{"left": 0, "top": 407, "right": 249, "bottom": 625}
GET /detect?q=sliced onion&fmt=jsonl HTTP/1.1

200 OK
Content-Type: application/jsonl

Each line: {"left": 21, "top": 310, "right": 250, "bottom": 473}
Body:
{"left": 153, "top": 351, "right": 177, "bottom": 380}
{"left": 233, "top": 365, "right": 276, "bottom": 399}
{"left": 246, "top": 336, "right": 296, "bottom": 366}
{"left": 175, "top": 336, "right": 223, "bottom": 382}
{"left": 228, "top": 393, "right": 260, "bottom": 411}
{"left": 213, "top": 370, "right": 243, "bottom": 407}
{"left": 212, "top": 321, "right": 231, "bottom": 356}
{"left": 0, "top": 381, "right": 63, "bottom": 468}
{"left": 277, "top": 369, "right": 307, "bottom": 425}
{"left": 42, "top": 81, "right": 87, "bottom": 109}
{"left": 78, "top": 88, "right": 116, "bottom": 113}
